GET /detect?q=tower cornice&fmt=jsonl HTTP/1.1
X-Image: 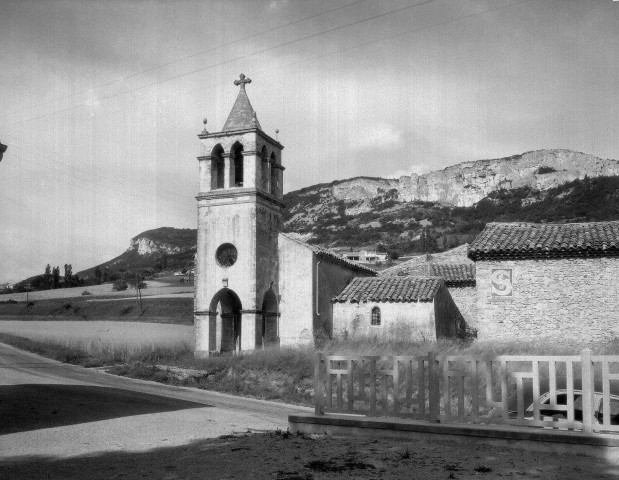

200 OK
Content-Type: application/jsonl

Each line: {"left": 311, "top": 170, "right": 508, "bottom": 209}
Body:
{"left": 198, "top": 127, "right": 283, "bottom": 150}
{"left": 196, "top": 187, "right": 285, "bottom": 209}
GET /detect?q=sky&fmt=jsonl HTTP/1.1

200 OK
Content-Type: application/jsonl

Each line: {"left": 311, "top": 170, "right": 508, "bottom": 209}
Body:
{"left": 1, "top": 0, "right": 618, "bottom": 282}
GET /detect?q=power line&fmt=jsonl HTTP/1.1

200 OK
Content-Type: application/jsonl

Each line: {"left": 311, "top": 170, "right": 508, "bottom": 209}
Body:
{"left": 4, "top": 0, "right": 370, "bottom": 118}
{"left": 8, "top": 0, "right": 440, "bottom": 125}
{"left": 1, "top": 0, "right": 535, "bottom": 209}
{"left": 2, "top": 133, "right": 194, "bottom": 206}
{"left": 3, "top": 149, "right": 195, "bottom": 213}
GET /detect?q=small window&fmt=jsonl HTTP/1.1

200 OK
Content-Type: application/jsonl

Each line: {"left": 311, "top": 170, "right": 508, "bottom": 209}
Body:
{"left": 371, "top": 307, "right": 381, "bottom": 326}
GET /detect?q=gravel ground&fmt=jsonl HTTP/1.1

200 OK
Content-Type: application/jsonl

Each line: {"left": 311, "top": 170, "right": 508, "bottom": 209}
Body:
{"left": 2, "top": 430, "right": 618, "bottom": 480}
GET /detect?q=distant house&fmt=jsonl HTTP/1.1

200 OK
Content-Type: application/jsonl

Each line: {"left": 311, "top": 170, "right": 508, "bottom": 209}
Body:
{"left": 468, "top": 221, "right": 619, "bottom": 343}
{"left": 342, "top": 250, "right": 388, "bottom": 264}
{"left": 332, "top": 276, "right": 466, "bottom": 341}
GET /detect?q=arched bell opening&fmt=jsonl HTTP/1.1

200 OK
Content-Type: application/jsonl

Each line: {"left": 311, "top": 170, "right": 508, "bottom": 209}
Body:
{"left": 231, "top": 141, "right": 244, "bottom": 187}
{"left": 211, "top": 144, "right": 225, "bottom": 190}
{"left": 209, "top": 288, "right": 242, "bottom": 353}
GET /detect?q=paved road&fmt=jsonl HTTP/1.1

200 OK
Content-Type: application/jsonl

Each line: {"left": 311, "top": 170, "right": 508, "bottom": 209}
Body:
{"left": 0, "top": 342, "right": 310, "bottom": 461}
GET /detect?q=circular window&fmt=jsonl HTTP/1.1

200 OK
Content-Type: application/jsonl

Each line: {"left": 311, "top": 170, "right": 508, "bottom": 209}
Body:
{"left": 216, "top": 243, "right": 238, "bottom": 267}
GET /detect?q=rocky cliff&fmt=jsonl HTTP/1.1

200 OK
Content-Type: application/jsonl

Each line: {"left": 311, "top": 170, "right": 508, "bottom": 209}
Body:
{"left": 127, "top": 227, "right": 197, "bottom": 256}
{"left": 330, "top": 149, "right": 619, "bottom": 208}
{"left": 128, "top": 237, "right": 184, "bottom": 255}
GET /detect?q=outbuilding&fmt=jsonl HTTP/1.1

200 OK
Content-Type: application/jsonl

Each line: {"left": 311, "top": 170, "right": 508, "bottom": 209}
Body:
{"left": 332, "top": 276, "right": 467, "bottom": 341}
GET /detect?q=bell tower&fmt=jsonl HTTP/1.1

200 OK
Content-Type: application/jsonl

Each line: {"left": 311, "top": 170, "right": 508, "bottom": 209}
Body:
{"left": 194, "top": 74, "right": 285, "bottom": 357}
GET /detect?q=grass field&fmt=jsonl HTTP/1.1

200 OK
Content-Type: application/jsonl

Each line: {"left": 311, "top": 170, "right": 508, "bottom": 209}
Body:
{"left": 0, "top": 296, "right": 193, "bottom": 323}
{"left": 0, "top": 276, "right": 193, "bottom": 302}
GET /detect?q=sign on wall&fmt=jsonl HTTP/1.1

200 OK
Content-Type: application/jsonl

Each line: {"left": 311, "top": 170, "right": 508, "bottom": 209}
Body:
{"left": 491, "top": 268, "right": 513, "bottom": 298}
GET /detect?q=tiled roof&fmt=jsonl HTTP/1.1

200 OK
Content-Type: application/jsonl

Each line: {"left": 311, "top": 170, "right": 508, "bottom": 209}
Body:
{"left": 383, "top": 263, "right": 475, "bottom": 286}
{"left": 468, "top": 221, "right": 619, "bottom": 260}
{"left": 332, "top": 276, "right": 442, "bottom": 303}
{"left": 222, "top": 86, "right": 262, "bottom": 132}
{"left": 280, "top": 234, "right": 377, "bottom": 275}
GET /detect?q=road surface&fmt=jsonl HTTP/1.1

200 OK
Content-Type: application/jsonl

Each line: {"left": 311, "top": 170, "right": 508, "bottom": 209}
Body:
{"left": 0, "top": 342, "right": 309, "bottom": 461}
{"left": 1, "top": 343, "right": 617, "bottom": 479}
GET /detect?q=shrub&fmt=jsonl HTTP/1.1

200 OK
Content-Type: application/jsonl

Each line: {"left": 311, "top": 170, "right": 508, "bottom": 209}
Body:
{"left": 536, "top": 166, "right": 557, "bottom": 175}
{"left": 112, "top": 279, "right": 128, "bottom": 291}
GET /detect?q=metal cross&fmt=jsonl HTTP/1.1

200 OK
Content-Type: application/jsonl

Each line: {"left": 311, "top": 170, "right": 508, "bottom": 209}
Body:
{"left": 234, "top": 73, "right": 252, "bottom": 90}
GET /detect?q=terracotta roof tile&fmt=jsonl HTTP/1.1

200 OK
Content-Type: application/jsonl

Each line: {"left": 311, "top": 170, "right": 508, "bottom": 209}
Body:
{"left": 332, "top": 276, "right": 442, "bottom": 303}
{"left": 468, "top": 221, "right": 619, "bottom": 260}
{"left": 381, "top": 262, "right": 475, "bottom": 286}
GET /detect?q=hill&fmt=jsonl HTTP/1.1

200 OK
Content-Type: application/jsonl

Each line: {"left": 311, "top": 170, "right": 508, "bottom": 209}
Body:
{"left": 76, "top": 228, "right": 197, "bottom": 278}
{"left": 36, "top": 149, "right": 619, "bottom": 284}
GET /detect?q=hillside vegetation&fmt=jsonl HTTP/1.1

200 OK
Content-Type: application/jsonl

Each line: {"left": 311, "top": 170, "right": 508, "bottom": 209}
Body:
{"left": 283, "top": 176, "right": 619, "bottom": 253}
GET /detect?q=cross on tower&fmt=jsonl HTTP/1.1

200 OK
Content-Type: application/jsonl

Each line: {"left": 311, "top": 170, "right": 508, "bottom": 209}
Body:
{"left": 234, "top": 73, "right": 252, "bottom": 90}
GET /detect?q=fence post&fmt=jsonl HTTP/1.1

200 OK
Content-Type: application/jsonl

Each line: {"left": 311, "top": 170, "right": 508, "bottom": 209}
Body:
{"left": 315, "top": 351, "right": 324, "bottom": 415}
{"left": 428, "top": 350, "right": 440, "bottom": 423}
{"left": 581, "top": 348, "right": 594, "bottom": 434}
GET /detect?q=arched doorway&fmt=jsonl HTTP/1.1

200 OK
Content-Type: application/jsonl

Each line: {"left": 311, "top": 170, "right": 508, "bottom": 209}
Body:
{"left": 209, "top": 288, "right": 242, "bottom": 353}
{"left": 260, "top": 289, "right": 279, "bottom": 348}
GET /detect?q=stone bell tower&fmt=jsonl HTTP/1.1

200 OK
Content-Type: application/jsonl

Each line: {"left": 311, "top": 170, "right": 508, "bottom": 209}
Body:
{"left": 194, "top": 74, "right": 285, "bottom": 357}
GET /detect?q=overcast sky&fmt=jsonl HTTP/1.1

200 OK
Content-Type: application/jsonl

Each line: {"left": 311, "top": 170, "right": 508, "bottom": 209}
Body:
{"left": 1, "top": 0, "right": 618, "bottom": 282}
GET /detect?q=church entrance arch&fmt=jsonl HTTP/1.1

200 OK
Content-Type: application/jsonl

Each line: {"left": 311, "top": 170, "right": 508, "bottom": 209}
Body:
{"left": 209, "top": 288, "right": 242, "bottom": 353}
{"left": 260, "top": 289, "right": 279, "bottom": 348}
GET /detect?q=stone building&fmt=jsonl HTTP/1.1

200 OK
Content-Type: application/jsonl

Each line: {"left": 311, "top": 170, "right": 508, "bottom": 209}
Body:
{"left": 332, "top": 276, "right": 466, "bottom": 341}
{"left": 381, "top": 261, "right": 477, "bottom": 330}
{"left": 468, "top": 221, "right": 619, "bottom": 343}
{"left": 193, "top": 75, "right": 376, "bottom": 356}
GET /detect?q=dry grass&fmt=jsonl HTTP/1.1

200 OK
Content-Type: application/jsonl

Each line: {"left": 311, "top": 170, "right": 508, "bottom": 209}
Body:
{"left": 3, "top": 321, "right": 619, "bottom": 407}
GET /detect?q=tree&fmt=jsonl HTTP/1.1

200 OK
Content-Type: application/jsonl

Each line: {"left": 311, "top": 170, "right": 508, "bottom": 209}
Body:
{"left": 64, "top": 264, "right": 73, "bottom": 287}
{"left": 387, "top": 250, "right": 400, "bottom": 260}
{"left": 94, "top": 266, "right": 102, "bottom": 283}
{"left": 52, "top": 266, "right": 60, "bottom": 289}
{"left": 112, "top": 279, "right": 128, "bottom": 291}
{"left": 44, "top": 264, "right": 52, "bottom": 289}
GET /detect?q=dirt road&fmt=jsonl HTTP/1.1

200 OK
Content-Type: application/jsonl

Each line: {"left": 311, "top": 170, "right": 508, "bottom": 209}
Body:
{"left": 0, "top": 342, "right": 308, "bottom": 459}
{"left": 1, "top": 343, "right": 618, "bottom": 479}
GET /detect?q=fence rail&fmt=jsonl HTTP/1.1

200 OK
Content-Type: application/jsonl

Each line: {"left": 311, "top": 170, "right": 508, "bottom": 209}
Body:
{"left": 314, "top": 350, "right": 619, "bottom": 435}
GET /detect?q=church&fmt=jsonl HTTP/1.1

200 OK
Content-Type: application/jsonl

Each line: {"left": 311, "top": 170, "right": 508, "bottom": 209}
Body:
{"left": 193, "top": 75, "right": 379, "bottom": 356}
{"left": 192, "top": 74, "right": 466, "bottom": 356}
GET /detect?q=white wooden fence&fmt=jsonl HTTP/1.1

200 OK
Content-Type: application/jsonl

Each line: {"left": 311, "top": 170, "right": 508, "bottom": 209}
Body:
{"left": 314, "top": 350, "right": 619, "bottom": 434}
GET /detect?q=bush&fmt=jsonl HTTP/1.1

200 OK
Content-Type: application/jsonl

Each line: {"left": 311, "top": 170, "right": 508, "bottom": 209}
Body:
{"left": 81, "top": 290, "right": 92, "bottom": 296}
{"left": 536, "top": 166, "right": 557, "bottom": 175}
{"left": 112, "top": 279, "right": 128, "bottom": 291}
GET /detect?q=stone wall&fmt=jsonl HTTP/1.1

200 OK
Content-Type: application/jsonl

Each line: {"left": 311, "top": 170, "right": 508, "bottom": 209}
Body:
{"left": 316, "top": 257, "right": 375, "bottom": 340}
{"left": 475, "top": 257, "right": 619, "bottom": 343}
{"left": 278, "top": 234, "right": 314, "bottom": 346}
{"left": 332, "top": 301, "right": 436, "bottom": 341}
{"left": 434, "top": 285, "right": 466, "bottom": 339}
{"left": 448, "top": 286, "right": 478, "bottom": 330}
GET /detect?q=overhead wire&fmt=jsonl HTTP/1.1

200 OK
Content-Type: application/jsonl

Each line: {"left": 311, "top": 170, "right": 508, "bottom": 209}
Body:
{"left": 6, "top": 0, "right": 440, "bottom": 125}
{"left": 2, "top": 0, "right": 535, "bottom": 214}
{"left": 4, "top": 0, "right": 371, "bottom": 118}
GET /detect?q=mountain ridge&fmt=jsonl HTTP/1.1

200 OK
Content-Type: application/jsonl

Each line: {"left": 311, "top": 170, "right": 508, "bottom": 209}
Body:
{"left": 69, "top": 148, "right": 619, "bottom": 279}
